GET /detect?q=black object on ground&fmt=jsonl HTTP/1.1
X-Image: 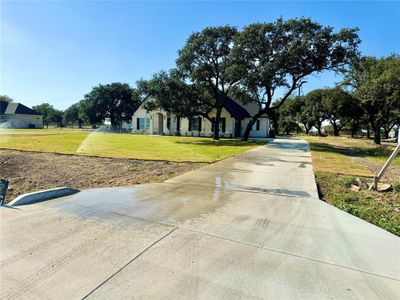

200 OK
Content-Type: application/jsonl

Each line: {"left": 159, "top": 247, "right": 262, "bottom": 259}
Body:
{"left": 0, "top": 179, "right": 9, "bottom": 206}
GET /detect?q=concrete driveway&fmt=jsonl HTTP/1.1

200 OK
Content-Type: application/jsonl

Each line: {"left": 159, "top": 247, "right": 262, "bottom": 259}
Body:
{"left": 1, "top": 138, "right": 399, "bottom": 299}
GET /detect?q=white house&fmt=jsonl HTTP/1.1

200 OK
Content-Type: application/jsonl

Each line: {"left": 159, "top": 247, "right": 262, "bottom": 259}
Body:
{"left": 132, "top": 96, "right": 270, "bottom": 138}
{"left": 0, "top": 101, "right": 43, "bottom": 129}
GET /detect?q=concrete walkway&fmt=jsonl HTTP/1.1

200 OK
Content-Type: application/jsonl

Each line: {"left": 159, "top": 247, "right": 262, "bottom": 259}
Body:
{"left": 1, "top": 138, "right": 399, "bottom": 299}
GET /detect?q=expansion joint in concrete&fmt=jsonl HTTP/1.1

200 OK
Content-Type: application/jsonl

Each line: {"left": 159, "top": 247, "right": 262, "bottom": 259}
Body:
{"left": 80, "top": 227, "right": 178, "bottom": 300}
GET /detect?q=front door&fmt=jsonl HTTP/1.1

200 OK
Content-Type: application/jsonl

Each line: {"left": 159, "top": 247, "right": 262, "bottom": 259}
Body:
{"left": 158, "top": 114, "right": 164, "bottom": 134}
{"left": 177, "top": 117, "right": 181, "bottom": 134}
{"left": 234, "top": 119, "right": 241, "bottom": 137}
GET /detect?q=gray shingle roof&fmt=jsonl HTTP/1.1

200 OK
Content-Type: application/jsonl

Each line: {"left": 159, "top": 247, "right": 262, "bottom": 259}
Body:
{"left": 219, "top": 93, "right": 251, "bottom": 120}
{"left": 0, "top": 101, "right": 42, "bottom": 116}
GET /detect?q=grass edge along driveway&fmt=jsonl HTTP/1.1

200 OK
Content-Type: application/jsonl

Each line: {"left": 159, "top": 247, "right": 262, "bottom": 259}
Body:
{"left": 299, "top": 135, "right": 400, "bottom": 237}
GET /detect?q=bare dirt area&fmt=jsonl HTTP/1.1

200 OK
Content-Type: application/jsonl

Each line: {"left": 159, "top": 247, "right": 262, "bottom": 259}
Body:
{"left": 0, "top": 149, "right": 205, "bottom": 203}
{"left": 352, "top": 156, "right": 400, "bottom": 181}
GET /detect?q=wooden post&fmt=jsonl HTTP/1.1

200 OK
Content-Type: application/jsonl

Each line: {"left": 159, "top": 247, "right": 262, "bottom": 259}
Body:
{"left": 372, "top": 132, "right": 400, "bottom": 190}
{"left": 398, "top": 126, "right": 400, "bottom": 144}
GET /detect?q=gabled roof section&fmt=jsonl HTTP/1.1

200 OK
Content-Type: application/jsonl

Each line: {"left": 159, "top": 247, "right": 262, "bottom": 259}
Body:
{"left": 15, "top": 103, "right": 42, "bottom": 115}
{"left": 220, "top": 93, "right": 251, "bottom": 120}
{"left": 0, "top": 100, "right": 42, "bottom": 115}
{"left": 0, "top": 101, "right": 8, "bottom": 114}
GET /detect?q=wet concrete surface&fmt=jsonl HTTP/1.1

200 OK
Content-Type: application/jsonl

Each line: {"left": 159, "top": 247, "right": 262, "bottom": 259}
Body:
{"left": 1, "top": 138, "right": 399, "bottom": 299}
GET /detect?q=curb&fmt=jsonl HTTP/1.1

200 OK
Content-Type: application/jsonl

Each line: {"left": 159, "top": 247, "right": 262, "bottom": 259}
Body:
{"left": 8, "top": 187, "right": 80, "bottom": 206}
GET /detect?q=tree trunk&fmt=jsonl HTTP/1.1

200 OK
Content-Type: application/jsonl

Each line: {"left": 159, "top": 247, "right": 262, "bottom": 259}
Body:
{"left": 351, "top": 128, "right": 355, "bottom": 138}
{"left": 371, "top": 122, "right": 381, "bottom": 144}
{"left": 383, "top": 128, "right": 390, "bottom": 139}
{"left": 366, "top": 125, "right": 371, "bottom": 139}
{"left": 242, "top": 119, "right": 255, "bottom": 141}
{"left": 305, "top": 127, "right": 310, "bottom": 135}
{"left": 333, "top": 126, "right": 339, "bottom": 136}
{"left": 369, "top": 117, "right": 382, "bottom": 144}
{"left": 315, "top": 121, "right": 323, "bottom": 136}
{"left": 241, "top": 110, "right": 265, "bottom": 141}
{"left": 350, "top": 121, "right": 359, "bottom": 138}
{"left": 272, "top": 114, "right": 279, "bottom": 135}
{"left": 332, "top": 121, "right": 340, "bottom": 136}
{"left": 213, "top": 104, "right": 222, "bottom": 140}
{"left": 374, "top": 130, "right": 381, "bottom": 145}
{"left": 110, "top": 116, "right": 118, "bottom": 131}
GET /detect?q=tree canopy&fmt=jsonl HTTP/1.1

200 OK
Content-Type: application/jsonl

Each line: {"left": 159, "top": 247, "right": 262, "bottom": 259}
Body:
{"left": 32, "top": 103, "right": 63, "bottom": 128}
{"left": 136, "top": 71, "right": 214, "bottom": 122}
{"left": 276, "top": 97, "right": 302, "bottom": 135}
{"left": 345, "top": 55, "right": 400, "bottom": 144}
{"left": 303, "top": 89, "right": 327, "bottom": 136}
{"left": 176, "top": 26, "right": 239, "bottom": 139}
{"left": 0, "top": 95, "right": 14, "bottom": 103}
{"left": 63, "top": 103, "right": 85, "bottom": 128}
{"left": 80, "top": 83, "right": 140, "bottom": 128}
{"left": 230, "top": 17, "right": 360, "bottom": 140}
{"left": 321, "top": 87, "right": 361, "bottom": 136}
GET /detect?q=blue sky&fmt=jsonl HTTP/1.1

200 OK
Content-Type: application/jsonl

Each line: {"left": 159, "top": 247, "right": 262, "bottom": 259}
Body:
{"left": 1, "top": 1, "right": 399, "bottom": 110}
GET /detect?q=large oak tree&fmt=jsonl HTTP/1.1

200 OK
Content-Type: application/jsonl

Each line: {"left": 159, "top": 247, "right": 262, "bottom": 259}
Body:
{"left": 81, "top": 83, "right": 140, "bottom": 128}
{"left": 303, "top": 89, "right": 327, "bottom": 136}
{"left": 32, "top": 103, "right": 63, "bottom": 128}
{"left": 345, "top": 55, "right": 400, "bottom": 144}
{"left": 321, "top": 87, "right": 360, "bottom": 136}
{"left": 176, "top": 26, "right": 239, "bottom": 140}
{"left": 230, "top": 18, "right": 360, "bottom": 140}
{"left": 136, "top": 70, "right": 214, "bottom": 124}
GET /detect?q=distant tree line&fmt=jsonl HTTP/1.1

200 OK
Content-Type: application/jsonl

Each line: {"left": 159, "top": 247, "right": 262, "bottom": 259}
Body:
{"left": 276, "top": 55, "right": 400, "bottom": 144}
{"left": 11, "top": 17, "right": 398, "bottom": 144}
{"left": 26, "top": 83, "right": 141, "bottom": 130}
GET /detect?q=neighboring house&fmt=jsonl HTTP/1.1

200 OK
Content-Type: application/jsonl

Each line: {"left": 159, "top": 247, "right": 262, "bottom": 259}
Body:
{"left": 0, "top": 101, "right": 43, "bottom": 129}
{"left": 388, "top": 126, "right": 399, "bottom": 140}
{"left": 132, "top": 96, "right": 270, "bottom": 138}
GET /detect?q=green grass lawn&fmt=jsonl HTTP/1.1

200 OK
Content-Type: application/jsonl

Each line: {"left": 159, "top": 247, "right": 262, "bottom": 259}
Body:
{"left": 316, "top": 172, "right": 400, "bottom": 236}
{"left": 297, "top": 135, "right": 400, "bottom": 176}
{"left": 0, "top": 128, "right": 264, "bottom": 162}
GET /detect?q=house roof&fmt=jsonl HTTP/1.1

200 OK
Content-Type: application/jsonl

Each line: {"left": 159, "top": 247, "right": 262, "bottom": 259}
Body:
{"left": 220, "top": 93, "right": 251, "bottom": 120}
{"left": 0, "top": 101, "right": 8, "bottom": 114}
{"left": 134, "top": 94, "right": 252, "bottom": 120}
{"left": 0, "top": 101, "right": 42, "bottom": 116}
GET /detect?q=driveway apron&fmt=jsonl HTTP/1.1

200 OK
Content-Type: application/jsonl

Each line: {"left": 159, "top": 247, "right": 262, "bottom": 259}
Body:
{"left": 1, "top": 138, "right": 399, "bottom": 299}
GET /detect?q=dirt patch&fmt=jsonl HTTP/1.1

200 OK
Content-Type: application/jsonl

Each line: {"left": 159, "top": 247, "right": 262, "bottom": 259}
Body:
{"left": 352, "top": 157, "right": 400, "bottom": 181}
{"left": 0, "top": 149, "right": 205, "bottom": 203}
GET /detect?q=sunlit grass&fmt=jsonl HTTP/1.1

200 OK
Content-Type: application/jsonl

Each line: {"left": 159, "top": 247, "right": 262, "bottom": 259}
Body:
{"left": 0, "top": 128, "right": 264, "bottom": 162}
{"left": 293, "top": 135, "right": 400, "bottom": 236}
{"left": 316, "top": 171, "right": 400, "bottom": 236}
{"left": 297, "top": 135, "right": 399, "bottom": 176}
{"left": 0, "top": 127, "right": 84, "bottom": 135}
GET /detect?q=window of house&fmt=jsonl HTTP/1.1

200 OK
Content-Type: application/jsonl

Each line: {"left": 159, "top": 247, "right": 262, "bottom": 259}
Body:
{"left": 219, "top": 118, "right": 226, "bottom": 132}
{"left": 137, "top": 117, "right": 150, "bottom": 130}
{"left": 189, "top": 117, "right": 202, "bottom": 131}
{"left": 252, "top": 120, "right": 260, "bottom": 131}
{"left": 212, "top": 118, "right": 226, "bottom": 133}
{"left": 167, "top": 118, "right": 171, "bottom": 130}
